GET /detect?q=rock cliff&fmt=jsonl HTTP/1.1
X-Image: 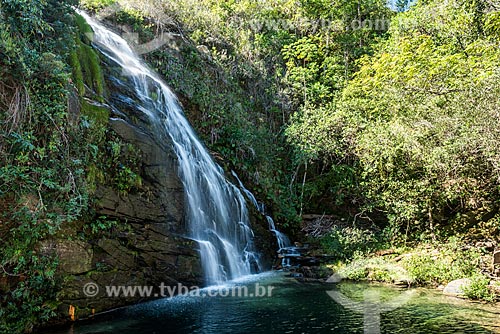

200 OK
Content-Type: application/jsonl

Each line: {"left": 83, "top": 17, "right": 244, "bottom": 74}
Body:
{"left": 49, "top": 92, "right": 204, "bottom": 319}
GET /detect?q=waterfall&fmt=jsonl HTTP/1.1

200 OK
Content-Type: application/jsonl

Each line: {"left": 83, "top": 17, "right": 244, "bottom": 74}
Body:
{"left": 265, "top": 216, "right": 291, "bottom": 251}
{"left": 80, "top": 12, "right": 260, "bottom": 285}
{"left": 231, "top": 171, "right": 291, "bottom": 251}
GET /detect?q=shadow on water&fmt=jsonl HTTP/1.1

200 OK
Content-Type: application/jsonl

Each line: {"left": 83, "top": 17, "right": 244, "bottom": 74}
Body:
{"left": 43, "top": 272, "right": 500, "bottom": 334}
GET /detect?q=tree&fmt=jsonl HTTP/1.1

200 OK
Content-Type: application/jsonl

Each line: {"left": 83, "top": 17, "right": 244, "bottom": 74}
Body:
{"left": 286, "top": 0, "right": 500, "bottom": 237}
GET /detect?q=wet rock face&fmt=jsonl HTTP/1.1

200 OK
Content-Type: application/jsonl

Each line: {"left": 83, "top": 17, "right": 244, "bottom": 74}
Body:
{"left": 95, "top": 117, "right": 185, "bottom": 230}
{"left": 55, "top": 224, "right": 202, "bottom": 318}
{"left": 248, "top": 206, "right": 278, "bottom": 270}
{"left": 54, "top": 87, "right": 204, "bottom": 319}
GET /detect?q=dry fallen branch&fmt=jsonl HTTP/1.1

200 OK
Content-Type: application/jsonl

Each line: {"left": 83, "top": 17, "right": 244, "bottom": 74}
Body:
{"left": 301, "top": 215, "right": 340, "bottom": 238}
{"left": 0, "top": 78, "right": 31, "bottom": 135}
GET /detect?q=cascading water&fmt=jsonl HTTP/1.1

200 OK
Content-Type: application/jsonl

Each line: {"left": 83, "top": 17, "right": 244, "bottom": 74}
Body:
{"left": 81, "top": 12, "right": 260, "bottom": 284}
{"left": 231, "top": 171, "right": 291, "bottom": 251}
{"left": 265, "top": 216, "right": 291, "bottom": 251}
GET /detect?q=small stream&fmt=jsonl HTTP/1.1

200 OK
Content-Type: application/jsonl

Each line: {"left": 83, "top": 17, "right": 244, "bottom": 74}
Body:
{"left": 44, "top": 272, "right": 499, "bottom": 334}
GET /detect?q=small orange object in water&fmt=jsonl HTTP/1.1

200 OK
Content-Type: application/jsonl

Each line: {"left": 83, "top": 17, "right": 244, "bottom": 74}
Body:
{"left": 69, "top": 305, "right": 76, "bottom": 321}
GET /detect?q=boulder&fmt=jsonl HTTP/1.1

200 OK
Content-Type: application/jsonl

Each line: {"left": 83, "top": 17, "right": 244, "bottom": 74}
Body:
{"left": 443, "top": 278, "right": 471, "bottom": 297}
{"left": 493, "top": 250, "right": 500, "bottom": 266}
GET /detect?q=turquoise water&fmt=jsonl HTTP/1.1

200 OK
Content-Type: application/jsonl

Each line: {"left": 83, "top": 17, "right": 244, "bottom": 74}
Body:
{"left": 44, "top": 272, "right": 499, "bottom": 334}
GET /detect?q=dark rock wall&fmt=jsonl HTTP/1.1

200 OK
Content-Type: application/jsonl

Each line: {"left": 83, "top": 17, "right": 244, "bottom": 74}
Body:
{"left": 52, "top": 104, "right": 203, "bottom": 319}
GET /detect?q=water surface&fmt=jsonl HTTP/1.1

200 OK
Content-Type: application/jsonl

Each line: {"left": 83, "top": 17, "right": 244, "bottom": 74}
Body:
{"left": 44, "top": 272, "right": 500, "bottom": 334}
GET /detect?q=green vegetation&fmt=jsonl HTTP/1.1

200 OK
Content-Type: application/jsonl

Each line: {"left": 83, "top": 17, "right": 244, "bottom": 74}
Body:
{"left": 333, "top": 238, "right": 498, "bottom": 301}
{"left": 0, "top": 0, "right": 87, "bottom": 331}
{"left": 335, "top": 255, "right": 410, "bottom": 283}
{"left": 283, "top": 1, "right": 500, "bottom": 300}
{"left": 462, "top": 274, "right": 496, "bottom": 302}
{"left": 0, "top": 1, "right": 143, "bottom": 331}
{"left": 320, "top": 225, "right": 391, "bottom": 260}
{"left": 286, "top": 0, "right": 500, "bottom": 239}
{"left": 400, "top": 241, "right": 481, "bottom": 285}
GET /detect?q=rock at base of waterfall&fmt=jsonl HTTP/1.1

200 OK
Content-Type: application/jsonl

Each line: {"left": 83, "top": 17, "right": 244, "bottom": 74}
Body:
{"left": 288, "top": 266, "right": 334, "bottom": 283}
{"left": 443, "top": 279, "right": 471, "bottom": 297}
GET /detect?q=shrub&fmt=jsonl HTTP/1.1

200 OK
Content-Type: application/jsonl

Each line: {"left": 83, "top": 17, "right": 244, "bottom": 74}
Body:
{"left": 462, "top": 274, "right": 496, "bottom": 302}
{"left": 401, "top": 241, "right": 480, "bottom": 285}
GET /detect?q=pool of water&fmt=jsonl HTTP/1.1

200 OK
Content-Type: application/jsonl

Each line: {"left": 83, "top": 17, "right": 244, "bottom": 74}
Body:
{"left": 44, "top": 272, "right": 500, "bottom": 334}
